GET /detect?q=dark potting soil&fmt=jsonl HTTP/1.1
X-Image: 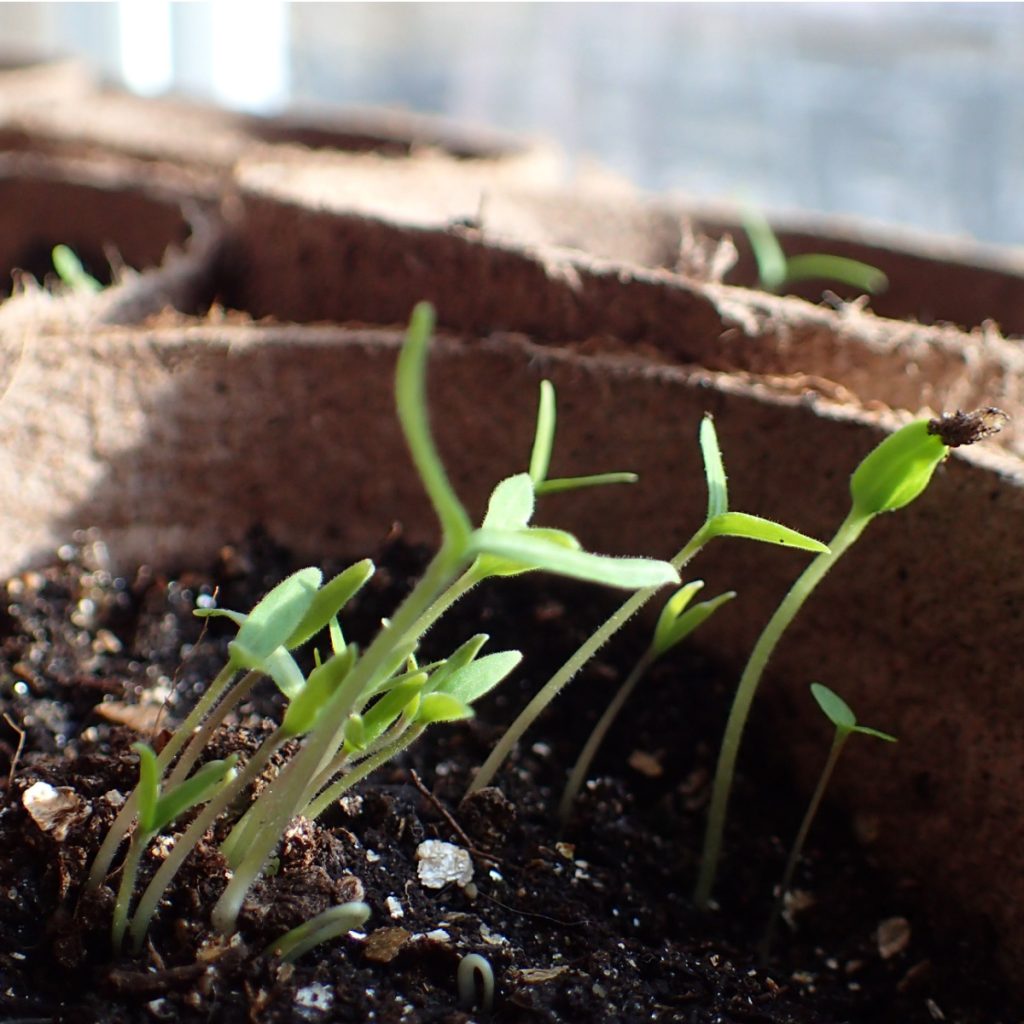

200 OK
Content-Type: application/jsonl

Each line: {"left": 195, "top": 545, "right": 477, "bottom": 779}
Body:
{"left": 0, "top": 530, "right": 1016, "bottom": 1024}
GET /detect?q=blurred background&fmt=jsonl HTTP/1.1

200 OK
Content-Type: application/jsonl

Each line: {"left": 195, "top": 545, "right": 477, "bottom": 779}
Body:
{"left": 1, "top": 2, "right": 1021, "bottom": 245}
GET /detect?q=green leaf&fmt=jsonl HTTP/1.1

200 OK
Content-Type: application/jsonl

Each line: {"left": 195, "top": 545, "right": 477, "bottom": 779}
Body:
{"left": 416, "top": 692, "right": 475, "bottom": 724}
{"left": 849, "top": 419, "right": 948, "bottom": 518}
{"left": 282, "top": 645, "right": 357, "bottom": 737}
{"left": 193, "top": 607, "right": 247, "bottom": 628}
{"left": 481, "top": 474, "right": 535, "bottom": 531}
{"left": 132, "top": 742, "right": 161, "bottom": 835}
{"left": 424, "top": 634, "right": 490, "bottom": 694}
{"left": 229, "top": 568, "right": 322, "bottom": 670}
{"left": 471, "top": 528, "right": 679, "bottom": 590}
{"left": 267, "top": 901, "right": 371, "bottom": 962}
{"left": 652, "top": 581, "right": 703, "bottom": 652}
{"left": 529, "top": 380, "right": 556, "bottom": 485}
{"left": 152, "top": 755, "right": 238, "bottom": 834}
{"left": 438, "top": 650, "right": 523, "bottom": 705}
{"left": 285, "top": 560, "right": 374, "bottom": 649}
{"left": 536, "top": 472, "right": 639, "bottom": 496}
{"left": 742, "top": 206, "right": 787, "bottom": 291}
{"left": 654, "top": 589, "right": 736, "bottom": 657}
{"left": 704, "top": 512, "right": 829, "bottom": 553}
{"left": 329, "top": 617, "right": 346, "bottom": 656}
{"left": 51, "top": 244, "right": 101, "bottom": 294}
{"left": 810, "top": 683, "right": 855, "bottom": 732}
{"left": 344, "top": 713, "right": 367, "bottom": 751}
{"left": 782, "top": 254, "right": 888, "bottom": 295}
{"left": 395, "top": 302, "right": 472, "bottom": 548}
{"left": 360, "top": 675, "right": 427, "bottom": 745}
{"left": 810, "top": 683, "right": 897, "bottom": 743}
{"left": 699, "top": 416, "right": 728, "bottom": 521}
{"left": 469, "top": 527, "right": 580, "bottom": 580}
{"left": 262, "top": 646, "right": 306, "bottom": 701}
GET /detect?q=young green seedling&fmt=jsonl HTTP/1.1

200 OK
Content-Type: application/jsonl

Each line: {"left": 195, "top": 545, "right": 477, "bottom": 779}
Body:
{"left": 111, "top": 743, "right": 237, "bottom": 949}
{"left": 558, "top": 580, "right": 736, "bottom": 824}
{"left": 760, "top": 683, "right": 895, "bottom": 960}
{"left": 742, "top": 206, "right": 888, "bottom": 296}
{"left": 265, "top": 901, "right": 370, "bottom": 963}
{"left": 51, "top": 244, "right": 102, "bottom": 294}
{"left": 91, "top": 301, "right": 682, "bottom": 950}
{"left": 468, "top": 414, "right": 828, "bottom": 796}
{"left": 694, "top": 408, "right": 1007, "bottom": 908}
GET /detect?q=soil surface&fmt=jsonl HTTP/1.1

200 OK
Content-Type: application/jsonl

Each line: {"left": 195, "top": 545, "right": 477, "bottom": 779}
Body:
{"left": 0, "top": 530, "right": 1017, "bottom": 1023}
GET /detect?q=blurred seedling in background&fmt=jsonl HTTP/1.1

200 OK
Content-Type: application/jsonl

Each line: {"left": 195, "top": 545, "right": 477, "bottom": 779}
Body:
{"left": 695, "top": 407, "right": 1008, "bottom": 908}
{"left": 51, "top": 244, "right": 102, "bottom": 294}
{"left": 741, "top": 205, "right": 888, "bottom": 297}
{"left": 86, "top": 302, "right": 680, "bottom": 951}
{"left": 760, "top": 683, "right": 895, "bottom": 961}
{"left": 471, "top": 414, "right": 830, "bottom": 798}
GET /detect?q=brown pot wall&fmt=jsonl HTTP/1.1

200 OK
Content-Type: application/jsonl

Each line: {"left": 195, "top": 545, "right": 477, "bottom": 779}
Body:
{"left": 0, "top": 94, "right": 1023, "bottom": 992}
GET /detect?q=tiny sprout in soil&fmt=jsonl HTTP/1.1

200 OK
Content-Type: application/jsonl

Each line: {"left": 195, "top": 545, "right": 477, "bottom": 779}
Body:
{"left": 760, "top": 682, "right": 896, "bottom": 961}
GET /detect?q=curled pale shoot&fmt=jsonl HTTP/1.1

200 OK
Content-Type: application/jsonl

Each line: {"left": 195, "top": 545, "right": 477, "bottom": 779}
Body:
{"left": 458, "top": 952, "right": 496, "bottom": 1014}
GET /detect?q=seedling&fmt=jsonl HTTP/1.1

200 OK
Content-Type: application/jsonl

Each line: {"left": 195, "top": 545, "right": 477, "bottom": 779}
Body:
{"left": 760, "top": 683, "right": 895, "bottom": 960}
{"left": 458, "top": 952, "right": 496, "bottom": 1014}
{"left": 265, "top": 901, "right": 371, "bottom": 963}
{"left": 695, "top": 408, "right": 1007, "bottom": 908}
{"left": 557, "top": 580, "right": 736, "bottom": 824}
{"left": 469, "top": 414, "right": 829, "bottom": 796}
{"left": 51, "top": 244, "right": 102, "bottom": 294}
{"left": 87, "top": 302, "right": 680, "bottom": 950}
{"left": 742, "top": 206, "right": 888, "bottom": 296}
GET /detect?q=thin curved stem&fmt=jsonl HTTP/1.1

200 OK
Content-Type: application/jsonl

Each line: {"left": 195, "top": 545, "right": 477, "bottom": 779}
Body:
{"left": 694, "top": 510, "right": 868, "bottom": 908}
{"left": 468, "top": 531, "right": 707, "bottom": 796}
{"left": 558, "top": 648, "right": 656, "bottom": 825}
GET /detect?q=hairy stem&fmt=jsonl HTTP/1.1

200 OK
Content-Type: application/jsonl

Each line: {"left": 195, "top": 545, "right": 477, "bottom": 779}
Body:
{"left": 694, "top": 510, "right": 868, "bottom": 907}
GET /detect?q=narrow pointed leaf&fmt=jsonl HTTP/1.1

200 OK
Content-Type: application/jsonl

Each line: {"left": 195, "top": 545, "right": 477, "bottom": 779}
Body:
{"left": 416, "top": 692, "right": 475, "bottom": 724}
{"left": 439, "top": 650, "right": 523, "bottom": 705}
{"left": 782, "top": 254, "right": 888, "bottom": 295}
{"left": 263, "top": 646, "right": 306, "bottom": 701}
{"left": 282, "top": 645, "right": 357, "bottom": 737}
{"left": 705, "top": 512, "right": 828, "bottom": 553}
{"left": 268, "top": 901, "right": 371, "bottom": 962}
{"left": 329, "top": 617, "right": 345, "bottom": 656}
{"left": 852, "top": 724, "right": 897, "bottom": 743}
{"left": 810, "top": 683, "right": 856, "bottom": 732}
{"left": 529, "top": 380, "right": 557, "bottom": 485}
{"left": 470, "top": 527, "right": 580, "bottom": 579}
{"left": 193, "top": 607, "right": 247, "bottom": 628}
{"left": 230, "top": 568, "right": 322, "bottom": 669}
{"left": 742, "top": 206, "right": 787, "bottom": 291}
{"left": 471, "top": 528, "right": 678, "bottom": 590}
{"left": 132, "top": 742, "right": 161, "bottom": 835}
{"left": 424, "top": 634, "right": 490, "bottom": 694}
{"left": 152, "top": 755, "right": 238, "bottom": 834}
{"left": 286, "top": 560, "right": 374, "bottom": 649}
{"left": 361, "top": 675, "right": 427, "bottom": 745}
{"left": 344, "top": 714, "right": 367, "bottom": 751}
{"left": 654, "top": 591, "right": 736, "bottom": 657}
{"left": 652, "top": 581, "right": 705, "bottom": 655}
{"left": 699, "top": 416, "right": 728, "bottom": 521}
{"left": 396, "top": 302, "right": 472, "bottom": 547}
{"left": 536, "top": 471, "right": 638, "bottom": 495}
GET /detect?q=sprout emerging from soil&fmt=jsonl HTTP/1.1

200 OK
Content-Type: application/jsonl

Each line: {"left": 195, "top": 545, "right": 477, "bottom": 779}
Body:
{"left": 760, "top": 683, "right": 895, "bottom": 961}
{"left": 472, "top": 414, "right": 829, "bottom": 798}
{"left": 86, "top": 302, "right": 680, "bottom": 950}
{"left": 266, "top": 902, "right": 371, "bottom": 963}
{"left": 695, "top": 409, "right": 1007, "bottom": 908}
{"left": 742, "top": 206, "right": 889, "bottom": 296}
{"left": 458, "top": 952, "right": 496, "bottom": 1014}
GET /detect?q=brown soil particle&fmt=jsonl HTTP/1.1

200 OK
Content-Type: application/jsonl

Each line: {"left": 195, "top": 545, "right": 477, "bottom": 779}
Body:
{"left": 0, "top": 530, "right": 1018, "bottom": 1023}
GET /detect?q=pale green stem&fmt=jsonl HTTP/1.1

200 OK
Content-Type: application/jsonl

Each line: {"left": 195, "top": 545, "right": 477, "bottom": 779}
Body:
{"left": 558, "top": 647, "right": 656, "bottom": 825}
{"left": 127, "top": 727, "right": 286, "bottom": 950}
{"left": 694, "top": 510, "right": 869, "bottom": 908}
{"left": 86, "top": 662, "right": 239, "bottom": 891}
{"left": 210, "top": 546, "right": 466, "bottom": 935}
{"left": 165, "top": 670, "right": 260, "bottom": 787}
{"left": 760, "top": 729, "right": 849, "bottom": 962}
{"left": 304, "top": 725, "right": 425, "bottom": 820}
{"left": 111, "top": 829, "right": 150, "bottom": 950}
{"left": 468, "top": 532, "right": 707, "bottom": 796}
